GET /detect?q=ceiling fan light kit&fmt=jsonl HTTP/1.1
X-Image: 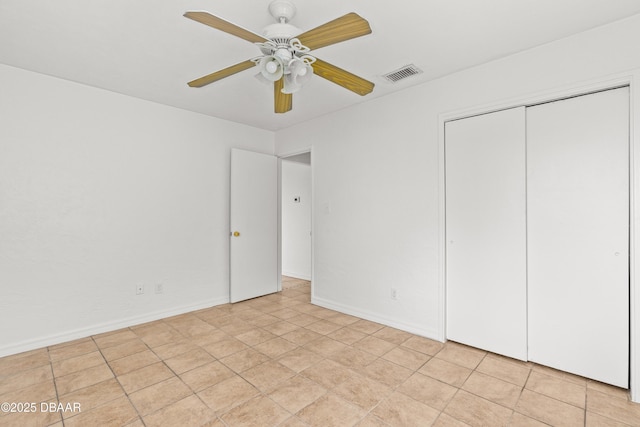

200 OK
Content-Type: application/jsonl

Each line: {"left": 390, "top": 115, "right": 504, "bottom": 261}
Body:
{"left": 184, "top": 0, "right": 374, "bottom": 113}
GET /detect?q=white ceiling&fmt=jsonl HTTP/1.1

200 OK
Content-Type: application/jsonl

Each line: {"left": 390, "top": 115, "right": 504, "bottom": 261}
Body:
{"left": 2, "top": 0, "right": 640, "bottom": 131}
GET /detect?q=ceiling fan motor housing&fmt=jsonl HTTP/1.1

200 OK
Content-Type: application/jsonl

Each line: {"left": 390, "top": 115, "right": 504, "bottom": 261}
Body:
{"left": 262, "top": 23, "right": 302, "bottom": 45}
{"left": 263, "top": 0, "right": 302, "bottom": 48}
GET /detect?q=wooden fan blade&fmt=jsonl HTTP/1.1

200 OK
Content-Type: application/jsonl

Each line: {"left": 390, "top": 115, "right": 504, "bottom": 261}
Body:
{"left": 187, "top": 60, "right": 256, "bottom": 87}
{"left": 274, "top": 79, "right": 292, "bottom": 113}
{"left": 311, "top": 58, "right": 374, "bottom": 96}
{"left": 297, "top": 13, "right": 372, "bottom": 51}
{"left": 184, "top": 11, "right": 268, "bottom": 44}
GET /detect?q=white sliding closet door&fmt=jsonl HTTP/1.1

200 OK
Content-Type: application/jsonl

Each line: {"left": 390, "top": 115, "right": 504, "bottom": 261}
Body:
{"left": 527, "top": 88, "right": 629, "bottom": 387}
{"left": 446, "top": 107, "right": 528, "bottom": 361}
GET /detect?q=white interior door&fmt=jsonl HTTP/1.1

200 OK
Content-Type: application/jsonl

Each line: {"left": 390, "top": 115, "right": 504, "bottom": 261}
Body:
{"left": 527, "top": 87, "right": 629, "bottom": 387}
{"left": 445, "top": 107, "right": 528, "bottom": 360}
{"left": 230, "top": 148, "right": 278, "bottom": 303}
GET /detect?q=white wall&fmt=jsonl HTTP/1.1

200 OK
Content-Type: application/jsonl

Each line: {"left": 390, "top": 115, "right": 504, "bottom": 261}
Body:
{"left": 275, "top": 12, "right": 640, "bottom": 385}
{"left": 0, "top": 64, "right": 274, "bottom": 357}
{"left": 281, "top": 160, "right": 311, "bottom": 280}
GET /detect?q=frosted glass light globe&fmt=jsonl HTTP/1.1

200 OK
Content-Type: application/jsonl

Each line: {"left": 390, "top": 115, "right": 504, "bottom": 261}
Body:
{"left": 266, "top": 61, "right": 278, "bottom": 73}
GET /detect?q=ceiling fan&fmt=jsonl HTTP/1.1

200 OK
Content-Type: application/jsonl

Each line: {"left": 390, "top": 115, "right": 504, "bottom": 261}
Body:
{"left": 184, "top": 0, "right": 375, "bottom": 114}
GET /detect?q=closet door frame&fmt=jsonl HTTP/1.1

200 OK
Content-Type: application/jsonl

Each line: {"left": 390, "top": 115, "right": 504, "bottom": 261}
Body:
{"left": 437, "top": 73, "right": 640, "bottom": 402}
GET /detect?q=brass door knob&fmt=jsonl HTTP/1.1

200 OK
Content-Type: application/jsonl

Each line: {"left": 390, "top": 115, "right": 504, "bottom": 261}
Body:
{"left": 233, "top": 231, "right": 240, "bottom": 237}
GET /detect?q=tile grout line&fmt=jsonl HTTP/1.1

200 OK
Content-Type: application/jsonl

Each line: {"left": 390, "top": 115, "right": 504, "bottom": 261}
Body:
{"left": 46, "top": 346, "right": 64, "bottom": 427}
{"left": 583, "top": 378, "right": 588, "bottom": 427}
{"left": 135, "top": 323, "right": 225, "bottom": 425}
{"left": 92, "top": 333, "right": 147, "bottom": 427}
{"left": 91, "top": 327, "right": 190, "bottom": 426}
{"left": 506, "top": 358, "right": 533, "bottom": 427}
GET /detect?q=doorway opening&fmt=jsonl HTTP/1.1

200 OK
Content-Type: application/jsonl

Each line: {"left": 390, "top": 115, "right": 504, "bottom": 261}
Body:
{"left": 280, "top": 151, "right": 312, "bottom": 294}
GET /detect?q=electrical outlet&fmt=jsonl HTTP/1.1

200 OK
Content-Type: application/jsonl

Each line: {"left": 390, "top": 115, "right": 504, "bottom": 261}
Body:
{"left": 391, "top": 288, "right": 398, "bottom": 300}
{"left": 136, "top": 284, "right": 144, "bottom": 295}
{"left": 155, "top": 283, "right": 164, "bottom": 294}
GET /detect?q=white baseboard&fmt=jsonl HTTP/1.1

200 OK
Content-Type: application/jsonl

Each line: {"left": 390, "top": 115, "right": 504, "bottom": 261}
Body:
{"left": 311, "top": 296, "right": 442, "bottom": 342}
{"left": 0, "top": 297, "right": 229, "bottom": 358}
{"left": 282, "top": 271, "right": 312, "bottom": 281}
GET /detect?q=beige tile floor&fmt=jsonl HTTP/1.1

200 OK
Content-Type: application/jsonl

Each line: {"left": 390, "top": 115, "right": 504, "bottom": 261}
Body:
{"left": 1, "top": 276, "right": 639, "bottom": 426}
